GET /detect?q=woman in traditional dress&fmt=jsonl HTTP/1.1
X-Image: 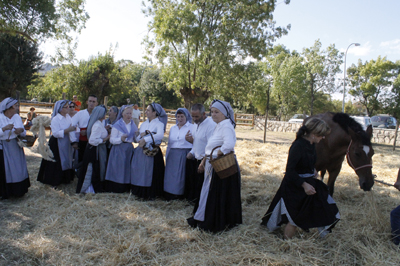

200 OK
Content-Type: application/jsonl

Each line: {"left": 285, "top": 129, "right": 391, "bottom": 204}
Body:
{"left": 131, "top": 102, "right": 167, "bottom": 200}
{"left": 103, "top": 106, "right": 119, "bottom": 155}
{"left": 104, "top": 105, "right": 137, "bottom": 193}
{"left": 187, "top": 99, "right": 242, "bottom": 233}
{"left": 261, "top": 117, "right": 340, "bottom": 239}
{"left": 76, "top": 105, "right": 110, "bottom": 194}
{"left": 0, "top": 98, "right": 30, "bottom": 198}
{"left": 104, "top": 106, "right": 119, "bottom": 127}
{"left": 37, "top": 100, "right": 76, "bottom": 187}
{"left": 164, "top": 108, "right": 195, "bottom": 200}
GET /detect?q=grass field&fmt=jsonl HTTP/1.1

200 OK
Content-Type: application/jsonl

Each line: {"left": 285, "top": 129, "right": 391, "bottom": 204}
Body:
{"left": 1, "top": 128, "right": 400, "bottom": 265}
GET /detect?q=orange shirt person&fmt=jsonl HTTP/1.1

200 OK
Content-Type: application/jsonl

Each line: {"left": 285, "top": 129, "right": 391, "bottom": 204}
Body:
{"left": 73, "top": 95, "right": 82, "bottom": 112}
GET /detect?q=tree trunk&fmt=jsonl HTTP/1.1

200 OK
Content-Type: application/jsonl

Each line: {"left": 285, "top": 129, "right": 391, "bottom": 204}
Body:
{"left": 180, "top": 87, "right": 210, "bottom": 109}
{"left": 263, "top": 85, "right": 270, "bottom": 143}
{"left": 393, "top": 120, "right": 399, "bottom": 151}
{"left": 310, "top": 79, "right": 315, "bottom": 115}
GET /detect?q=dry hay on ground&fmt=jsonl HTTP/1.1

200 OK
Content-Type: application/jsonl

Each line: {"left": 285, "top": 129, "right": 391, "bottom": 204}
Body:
{"left": 1, "top": 133, "right": 400, "bottom": 265}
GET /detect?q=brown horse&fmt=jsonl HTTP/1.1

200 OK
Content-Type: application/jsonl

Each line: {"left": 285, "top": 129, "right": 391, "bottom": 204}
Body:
{"left": 311, "top": 112, "right": 374, "bottom": 195}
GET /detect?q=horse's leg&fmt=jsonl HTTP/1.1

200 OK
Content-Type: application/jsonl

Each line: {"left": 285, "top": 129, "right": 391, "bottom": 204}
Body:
{"left": 327, "top": 166, "right": 342, "bottom": 196}
{"left": 320, "top": 170, "right": 326, "bottom": 181}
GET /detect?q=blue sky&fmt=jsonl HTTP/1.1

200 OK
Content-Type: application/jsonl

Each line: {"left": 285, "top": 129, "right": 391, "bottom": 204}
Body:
{"left": 42, "top": 0, "right": 400, "bottom": 69}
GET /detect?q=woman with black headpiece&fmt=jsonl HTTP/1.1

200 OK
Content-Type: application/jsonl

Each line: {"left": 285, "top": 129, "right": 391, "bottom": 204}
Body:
{"left": 187, "top": 99, "right": 242, "bottom": 233}
{"left": 76, "top": 105, "right": 110, "bottom": 193}
{"left": 104, "top": 105, "right": 137, "bottom": 193}
{"left": 261, "top": 117, "right": 340, "bottom": 239}
{"left": 0, "top": 97, "right": 30, "bottom": 198}
{"left": 131, "top": 102, "right": 167, "bottom": 200}
{"left": 37, "top": 100, "right": 76, "bottom": 187}
{"left": 164, "top": 108, "right": 195, "bottom": 200}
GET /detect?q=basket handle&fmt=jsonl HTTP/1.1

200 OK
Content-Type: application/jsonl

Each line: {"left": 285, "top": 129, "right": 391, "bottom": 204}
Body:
{"left": 145, "top": 130, "right": 155, "bottom": 145}
{"left": 210, "top": 145, "right": 222, "bottom": 160}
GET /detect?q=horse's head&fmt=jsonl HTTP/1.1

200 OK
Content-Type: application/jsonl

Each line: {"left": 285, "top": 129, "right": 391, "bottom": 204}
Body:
{"left": 347, "top": 125, "right": 374, "bottom": 191}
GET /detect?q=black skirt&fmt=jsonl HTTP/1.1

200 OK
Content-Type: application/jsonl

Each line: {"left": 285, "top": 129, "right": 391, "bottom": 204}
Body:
{"left": 131, "top": 149, "right": 165, "bottom": 200}
{"left": 184, "top": 158, "right": 204, "bottom": 205}
{"left": 261, "top": 177, "right": 340, "bottom": 232}
{"left": 37, "top": 136, "right": 74, "bottom": 187}
{"left": 76, "top": 144, "right": 105, "bottom": 193}
{"left": 188, "top": 167, "right": 242, "bottom": 233}
{"left": 0, "top": 150, "right": 30, "bottom": 199}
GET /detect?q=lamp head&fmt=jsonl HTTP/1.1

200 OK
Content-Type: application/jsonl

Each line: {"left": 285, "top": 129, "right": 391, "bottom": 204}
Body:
{"left": 355, "top": 43, "right": 361, "bottom": 46}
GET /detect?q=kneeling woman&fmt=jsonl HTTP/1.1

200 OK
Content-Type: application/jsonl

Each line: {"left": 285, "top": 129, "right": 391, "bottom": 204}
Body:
{"left": 131, "top": 103, "right": 167, "bottom": 200}
{"left": 0, "top": 98, "right": 30, "bottom": 198}
{"left": 104, "top": 105, "right": 137, "bottom": 193}
{"left": 261, "top": 117, "right": 340, "bottom": 239}
{"left": 76, "top": 105, "right": 110, "bottom": 193}
{"left": 187, "top": 100, "right": 242, "bottom": 233}
{"left": 164, "top": 108, "right": 195, "bottom": 200}
{"left": 37, "top": 100, "right": 76, "bottom": 187}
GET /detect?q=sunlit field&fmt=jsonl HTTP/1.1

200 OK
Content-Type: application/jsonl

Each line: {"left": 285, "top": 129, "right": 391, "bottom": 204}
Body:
{"left": 1, "top": 128, "right": 400, "bottom": 265}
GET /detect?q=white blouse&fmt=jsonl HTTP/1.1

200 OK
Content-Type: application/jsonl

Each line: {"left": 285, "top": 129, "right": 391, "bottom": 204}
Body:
{"left": 189, "top": 117, "right": 216, "bottom": 160}
{"left": 110, "top": 121, "right": 134, "bottom": 145}
{"left": 204, "top": 119, "right": 236, "bottom": 158}
{"left": 167, "top": 121, "right": 195, "bottom": 149}
{"left": 70, "top": 109, "right": 90, "bottom": 142}
{"left": 135, "top": 117, "right": 164, "bottom": 143}
{"left": 51, "top": 113, "right": 75, "bottom": 139}
{"left": 0, "top": 113, "right": 26, "bottom": 140}
{"left": 89, "top": 120, "right": 108, "bottom": 146}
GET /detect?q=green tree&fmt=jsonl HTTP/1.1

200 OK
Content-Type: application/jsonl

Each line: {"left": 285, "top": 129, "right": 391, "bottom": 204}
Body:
{"left": 144, "top": 0, "right": 291, "bottom": 108}
{"left": 0, "top": 33, "right": 42, "bottom": 99}
{"left": 1, "top": 0, "right": 89, "bottom": 62}
{"left": 347, "top": 56, "right": 396, "bottom": 116}
{"left": 139, "top": 67, "right": 182, "bottom": 109}
{"left": 302, "top": 40, "right": 343, "bottom": 115}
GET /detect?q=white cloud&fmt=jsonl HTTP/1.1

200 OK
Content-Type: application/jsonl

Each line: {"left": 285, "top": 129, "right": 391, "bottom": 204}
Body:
{"left": 379, "top": 39, "right": 400, "bottom": 54}
{"left": 349, "top": 42, "right": 372, "bottom": 57}
{"left": 339, "top": 42, "right": 373, "bottom": 57}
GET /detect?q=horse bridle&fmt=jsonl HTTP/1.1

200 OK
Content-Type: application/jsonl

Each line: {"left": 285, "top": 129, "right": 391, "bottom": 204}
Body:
{"left": 346, "top": 140, "right": 373, "bottom": 171}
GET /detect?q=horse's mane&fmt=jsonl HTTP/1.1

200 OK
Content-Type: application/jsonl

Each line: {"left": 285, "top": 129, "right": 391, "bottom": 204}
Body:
{"left": 332, "top": 113, "right": 371, "bottom": 145}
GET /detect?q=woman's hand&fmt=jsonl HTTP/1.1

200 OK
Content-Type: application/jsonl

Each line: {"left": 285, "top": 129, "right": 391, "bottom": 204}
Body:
{"left": 14, "top": 128, "right": 24, "bottom": 135}
{"left": 121, "top": 134, "right": 127, "bottom": 142}
{"left": 2, "top": 124, "right": 14, "bottom": 131}
{"left": 65, "top": 125, "right": 76, "bottom": 133}
{"left": 302, "top": 182, "right": 316, "bottom": 195}
{"left": 138, "top": 138, "right": 146, "bottom": 148}
{"left": 217, "top": 150, "right": 224, "bottom": 157}
{"left": 103, "top": 134, "right": 111, "bottom": 142}
{"left": 140, "top": 132, "right": 147, "bottom": 137}
{"left": 198, "top": 163, "right": 205, "bottom": 173}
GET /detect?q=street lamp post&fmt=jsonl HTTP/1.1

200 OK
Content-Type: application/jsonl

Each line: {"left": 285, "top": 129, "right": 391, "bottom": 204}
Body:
{"left": 342, "top": 43, "right": 360, "bottom": 113}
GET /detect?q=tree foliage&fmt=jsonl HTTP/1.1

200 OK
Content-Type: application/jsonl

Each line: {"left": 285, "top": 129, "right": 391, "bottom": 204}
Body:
{"left": 0, "top": 33, "right": 42, "bottom": 99}
{"left": 29, "top": 53, "right": 145, "bottom": 106}
{"left": 301, "top": 39, "right": 343, "bottom": 115}
{"left": 139, "top": 67, "right": 182, "bottom": 109}
{"left": 0, "top": 0, "right": 90, "bottom": 62}
{"left": 347, "top": 56, "right": 397, "bottom": 116}
{"left": 144, "top": 0, "right": 291, "bottom": 107}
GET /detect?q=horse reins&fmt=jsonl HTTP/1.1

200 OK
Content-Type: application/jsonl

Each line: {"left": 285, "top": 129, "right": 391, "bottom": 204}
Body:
{"left": 346, "top": 140, "right": 373, "bottom": 171}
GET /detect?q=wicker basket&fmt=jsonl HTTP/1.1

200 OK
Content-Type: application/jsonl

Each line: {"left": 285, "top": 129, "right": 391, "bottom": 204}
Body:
{"left": 142, "top": 130, "right": 160, "bottom": 157}
{"left": 18, "top": 135, "right": 37, "bottom": 147}
{"left": 209, "top": 146, "right": 238, "bottom": 179}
